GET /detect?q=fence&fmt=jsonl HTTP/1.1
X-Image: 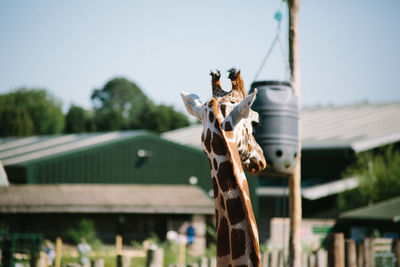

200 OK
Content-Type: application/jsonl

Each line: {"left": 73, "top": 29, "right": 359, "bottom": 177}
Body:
{"left": 1, "top": 233, "right": 398, "bottom": 267}
{"left": 172, "top": 234, "right": 399, "bottom": 267}
{"left": 0, "top": 232, "right": 43, "bottom": 267}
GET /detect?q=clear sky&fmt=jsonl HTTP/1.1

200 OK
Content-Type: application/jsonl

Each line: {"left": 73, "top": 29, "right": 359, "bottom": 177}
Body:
{"left": 1, "top": 0, "right": 399, "bottom": 112}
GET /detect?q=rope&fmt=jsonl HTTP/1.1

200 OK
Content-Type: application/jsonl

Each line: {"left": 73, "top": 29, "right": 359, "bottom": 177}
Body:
{"left": 278, "top": 33, "right": 292, "bottom": 83}
{"left": 252, "top": 26, "right": 281, "bottom": 82}
{"left": 253, "top": 1, "right": 292, "bottom": 83}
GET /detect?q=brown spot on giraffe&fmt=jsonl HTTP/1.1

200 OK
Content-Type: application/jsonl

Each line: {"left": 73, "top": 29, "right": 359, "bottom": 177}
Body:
{"left": 217, "top": 217, "right": 230, "bottom": 257}
{"left": 213, "top": 158, "right": 218, "bottom": 170}
{"left": 226, "top": 197, "right": 245, "bottom": 225}
{"left": 208, "top": 111, "right": 215, "bottom": 123}
{"left": 204, "top": 128, "right": 212, "bottom": 153}
{"left": 214, "top": 119, "right": 219, "bottom": 130}
{"left": 220, "top": 104, "right": 227, "bottom": 117}
{"left": 216, "top": 160, "right": 237, "bottom": 192}
{"left": 220, "top": 196, "right": 225, "bottom": 210}
{"left": 211, "top": 132, "right": 227, "bottom": 156}
{"left": 224, "top": 121, "right": 233, "bottom": 131}
{"left": 231, "top": 229, "right": 246, "bottom": 259}
{"left": 212, "top": 177, "right": 219, "bottom": 199}
{"left": 247, "top": 143, "right": 253, "bottom": 152}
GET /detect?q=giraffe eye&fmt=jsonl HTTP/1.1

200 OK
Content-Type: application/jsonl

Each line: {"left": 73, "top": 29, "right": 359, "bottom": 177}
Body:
{"left": 251, "top": 121, "right": 259, "bottom": 128}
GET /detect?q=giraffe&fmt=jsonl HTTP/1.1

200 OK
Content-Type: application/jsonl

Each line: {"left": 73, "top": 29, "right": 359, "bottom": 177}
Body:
{"left": 181, "top": 68, "right": 267, "bottom": 267}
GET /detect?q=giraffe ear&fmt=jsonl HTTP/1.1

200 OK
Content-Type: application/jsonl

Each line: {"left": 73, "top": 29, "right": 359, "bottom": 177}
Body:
{"left": 180, "top": 92, "right": 205, "bottom": 121}
{"left": 232, "top": 89, "right": 258, "bottom": 122}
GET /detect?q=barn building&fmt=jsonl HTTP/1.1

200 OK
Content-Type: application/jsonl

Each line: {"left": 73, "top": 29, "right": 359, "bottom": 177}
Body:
{"left": 0, "top": 131, "right": 217, "bottom": 251}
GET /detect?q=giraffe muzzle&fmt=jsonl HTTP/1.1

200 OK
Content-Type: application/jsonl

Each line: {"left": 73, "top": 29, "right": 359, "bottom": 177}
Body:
{"left": 244, "top": 157, "right": 266, "bottom": 174}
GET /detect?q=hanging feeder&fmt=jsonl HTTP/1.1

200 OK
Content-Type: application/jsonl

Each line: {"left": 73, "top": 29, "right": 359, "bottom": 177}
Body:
{"left": 249, "top": 81, "right": 299, "bottom": 176}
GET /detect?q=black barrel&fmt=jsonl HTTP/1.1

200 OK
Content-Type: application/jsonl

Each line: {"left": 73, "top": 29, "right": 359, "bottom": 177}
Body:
{"left": 249, "top": 81, "right": 299, "bottom": 176}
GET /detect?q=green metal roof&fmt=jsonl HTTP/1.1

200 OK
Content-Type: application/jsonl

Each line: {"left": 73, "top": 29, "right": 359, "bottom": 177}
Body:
{"left": 0, "top": 131, "right": 147, "bottom": 166}
{"left": 0, "top": 131, "right": 213, "bottom": 195}
{"left": 340, "top": 196, "right": 400, "bottom": 222}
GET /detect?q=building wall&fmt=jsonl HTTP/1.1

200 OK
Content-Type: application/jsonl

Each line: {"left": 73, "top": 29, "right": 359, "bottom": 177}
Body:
{"left": 6, "top": 136, "right": 213, "bottom": 194}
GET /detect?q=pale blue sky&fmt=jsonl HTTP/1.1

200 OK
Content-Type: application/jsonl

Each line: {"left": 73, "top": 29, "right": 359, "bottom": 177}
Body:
{"left": 1, "top": 0, "right": 399, "bottom": 112}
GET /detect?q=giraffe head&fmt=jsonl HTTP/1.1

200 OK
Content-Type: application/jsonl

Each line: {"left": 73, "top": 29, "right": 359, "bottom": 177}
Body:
{"left": 181, "top": 68, "right": 266, "bottom": 174}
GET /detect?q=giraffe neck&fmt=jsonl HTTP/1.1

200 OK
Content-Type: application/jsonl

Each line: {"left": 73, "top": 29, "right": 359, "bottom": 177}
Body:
{"left": 204, "top": 99, "right": 260, "bottom": 267}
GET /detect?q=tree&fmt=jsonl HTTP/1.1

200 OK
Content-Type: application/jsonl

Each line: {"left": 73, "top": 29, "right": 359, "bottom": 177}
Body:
{"left": 65, "top": 105, "right": 96, "bottom": 133}
{"left": 153, "top": 105, "right": 190, "bottom": 133}
{"left": 338, "top": 145, "right": 400, "bottom": 212}
{"left": 0, "top": 108, "right": 34, "bottom": 136}
{"left": 91, "top": 77, "right": 190, "bottom": 133}
{"left": 65, "top": 219, "right": 101, "bottom": 249}
{"left": 91, "top": 77, "right": 151, "bottom": 131}
{"left": 0, "top": 88, "right": 64, "bottom": 137}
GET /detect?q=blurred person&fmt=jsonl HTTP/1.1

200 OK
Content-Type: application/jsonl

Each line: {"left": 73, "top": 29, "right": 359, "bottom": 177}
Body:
{"left": 77, "top": 238, "right": 91, "bottom": 267}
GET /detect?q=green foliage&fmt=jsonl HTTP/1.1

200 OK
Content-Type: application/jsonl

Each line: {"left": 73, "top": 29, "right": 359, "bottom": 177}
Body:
{"left": 153, "top": 105, "right": 190, "bottom": 133}
{"left": 91, "top": 77, "right": 189, "bottom": 133}
{"left": 0, "top": 88, "right": 64, "bottom": 137}
{"left": 338, "top": 145, "right": 400, "bottom": 211}
{"left": 91, "top": 77, "right": 150, "bottom": 131}
{"left": 65, "top": 105, "right": 96, "bottom": 133}
{"left": 65, "top": 219, "right": 101, "bottom": 250}
{"left": 0, "top": 78, "right": 189, "bottom": 136}
{"left": 0, "top": 108, "right": 34, "bottom": 136}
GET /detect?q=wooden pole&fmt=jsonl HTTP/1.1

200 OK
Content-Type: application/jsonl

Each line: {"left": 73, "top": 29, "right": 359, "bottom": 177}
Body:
{"left": 345, "top": 239, "right": 357, "bottom": 267}
{"left": 328, "top": 234, "right": 345, "bottom": 267}
{"left": 288, "top": 0, "right": 302, "bottom": 267}
{"left": 55, "top": 237, "right": 62, "bottom": 267}
{"left": 178, "top": 242, "right": 186, "bottom": 267}
{"left": 363, "top": 238, "right": 374, "bottom": 267}
{"left": 116, "top": 235, "right": 123, "bottom": 267}
{"left": 396, "top": 241, "right": 400, "bottom": 267}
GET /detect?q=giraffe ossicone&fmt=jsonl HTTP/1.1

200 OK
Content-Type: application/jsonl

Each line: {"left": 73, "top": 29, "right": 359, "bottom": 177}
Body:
{"left": 181, "top": 68, "right": 267, "bottom": 267}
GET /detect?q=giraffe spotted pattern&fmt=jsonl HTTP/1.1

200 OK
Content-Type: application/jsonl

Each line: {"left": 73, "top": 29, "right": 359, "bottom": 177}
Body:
{"left": 181, "top": 68, "right": 267, "bottom": 267}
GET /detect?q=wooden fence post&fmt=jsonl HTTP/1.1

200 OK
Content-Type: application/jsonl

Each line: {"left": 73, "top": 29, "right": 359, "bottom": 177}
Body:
{"left": 357, "top": 243, "right": 365, "bottom": 267}
{"left": 308, "top": 253, "right": 316, "bottom": 267}
{"left": 301, "top": 252, "right": 308, "bottom": 267}
{"left": 146, "top": 246, "right": 164, "bottom": 267}
{"left": 209, "top": 257, "right": 217, "bottom": 267}
{"left": 55, "top": 237, "right": 62, "bottom": 267}
{"left": 396, "top": 241, "right": 400, "bottom": 267}
{"left": 200, "top": 257, "right": 208, "bottom": 267}
{"left": 116, "top": 235, "right": 123, "bottom": 267}
{"left": 279, "top": 249, "right": 285, "bottom": 267}
{"left": 270, "top": 250, "right": 278, "bottom": 267}
{"left": 364, "top": 238, "right": 374, "bottom": 267}
{"left": 177, "top": 242, "right": 186, "bottom": 267}
{"left": 328, "top": 233, "right": 345, "bottom": 267}
{"left": 316, "top": 249, "right": 327, "bottom": 267}
{"left": 345, "top": 239, "right": 356, "bottom": 267}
